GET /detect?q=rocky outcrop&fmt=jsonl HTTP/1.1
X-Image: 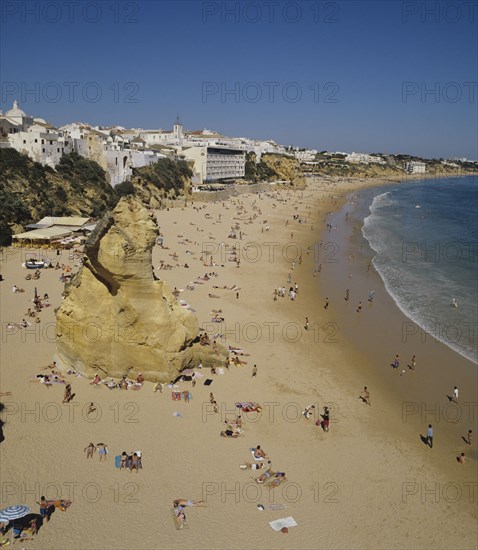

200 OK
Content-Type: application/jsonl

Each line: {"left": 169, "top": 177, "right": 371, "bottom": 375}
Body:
{"left": 55, "top": 196, "right": 226, "bottom": 382}
{"left": 128, "top": 158, "right": 193, "bottom": 208}
{"left": 245, "top": 152, "right": 306, "bottom": 187}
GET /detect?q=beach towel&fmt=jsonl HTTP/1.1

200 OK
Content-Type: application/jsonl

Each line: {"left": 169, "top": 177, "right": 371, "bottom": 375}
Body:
{"left": 216, "top": 367, "right": 225, "bottom": 375}
{"left": 269, "top": 517, "right": 297, "bottom": 531}
{"left": 115, "top": 455, "right": 122, "bottom": 468}
{"left": 172, "top": 391, "right": 181, "bottom": 401}
{"left": 204, "top": 379, "right": 213, "bottom": 386}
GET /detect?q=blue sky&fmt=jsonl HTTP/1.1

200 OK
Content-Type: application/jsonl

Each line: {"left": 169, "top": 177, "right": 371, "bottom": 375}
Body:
{"left": 1, "top": 0, "right": 477, "bottom": 158}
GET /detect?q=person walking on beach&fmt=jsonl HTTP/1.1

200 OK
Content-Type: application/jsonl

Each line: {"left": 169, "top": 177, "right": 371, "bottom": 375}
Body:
{"left": 458, "top": 452, "right": 465, "bottom": 464}
{"left": 86, "top": 402, "right": 97, "bottom": 416}
{"left": 452, "top": 386, "right": 459, "bottom": 403}
{"left": 368, "top": 290, "right": 375, "bottom": 302}
{"left": 252, "top": 365, "right": 257, "bottom": 378}
{"left": 409, "top": 355, "right": 416, "bottom": 370}
{"left": 466, "top": 429, "right": 472, "bottom": 445}
{"left": 303, "top": 404, "right": 315, "bottom": 419}
{"left": 322, "top": 406, "right": 330, "bottom": 432}
{"left": 344, "top": 288, "right": 349, "bottom": 301}
{"left": 62, "top": 384, "right": 73, "bottom": 404}
{"left": 37, "top": 496, "right": 50, "bottom": 523}
{"left": 97, "top": 443, "right": 108, "bottom": 461}
{"left": 427, "top": 425, "right": 433, "bottom": 448}
{"left": 304, "top": 317, "right": 309, "bottom": 331}
{"left": 360, "top": 386, "right": 371, "bottom": 405}
{"left": 393, "top": 355, "right": 400, "bottom": 369}
{"left": 324, "top": 298, "right": 329, "bottom": 310}
{"left": 84, "top": 442, "right": 96, "bottom": 459}
{"left": 356, "top": 301, "right": 362, "bottom": 313}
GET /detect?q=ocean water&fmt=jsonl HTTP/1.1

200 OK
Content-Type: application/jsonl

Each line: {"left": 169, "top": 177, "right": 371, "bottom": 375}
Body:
{"left": 362, "top": 176, "right": 478, "bottom": 363}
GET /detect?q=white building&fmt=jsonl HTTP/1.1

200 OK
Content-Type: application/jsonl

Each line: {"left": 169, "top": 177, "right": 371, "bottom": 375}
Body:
{"left": 404, "top": 161, "right": 426, "bottom": 173}
{"left": 345, "top": 152, "right": 385, "bottom": 164}
{"left": 294, "top": 149, "right": 318, "bottom": 162}
{"left": 8, "top": 120, "right": 72, "bottom": 167}
{"left": 0, "top": 100, "right": 34, "bottom": 136}
{"left": 179, "top": 145, "right": 245, "bottom": 184}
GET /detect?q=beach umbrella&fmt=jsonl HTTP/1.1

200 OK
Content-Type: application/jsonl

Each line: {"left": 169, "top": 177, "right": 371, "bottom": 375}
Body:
{"left": 0, "top": 505, "right": 31, "bottom": 542}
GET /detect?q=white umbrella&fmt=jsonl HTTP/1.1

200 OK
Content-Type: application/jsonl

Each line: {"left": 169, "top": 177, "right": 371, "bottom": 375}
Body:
{"left": 0, "top": 505, "right": 31, "bottom": 542}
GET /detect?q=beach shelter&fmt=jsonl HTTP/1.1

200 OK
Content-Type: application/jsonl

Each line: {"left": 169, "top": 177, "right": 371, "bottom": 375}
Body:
{"left": 0, "top": 505, "right": 31, "bottom": 542}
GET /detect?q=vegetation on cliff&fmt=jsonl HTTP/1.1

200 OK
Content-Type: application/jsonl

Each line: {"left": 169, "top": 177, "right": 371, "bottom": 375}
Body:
{"left": 0, "top": 150, "right": 194, "bottom": 246}
{"left": 123, "top": 158, "right": 193, "bottom": 208}
{"left": 0, "top": 149, "right": 115, "bottom": 246}
{"left": 244, "top": 151, "right": 306, "bottom": 186}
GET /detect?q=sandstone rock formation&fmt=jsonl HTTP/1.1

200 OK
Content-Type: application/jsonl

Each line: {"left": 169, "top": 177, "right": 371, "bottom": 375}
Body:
{"left": 260, "top": 153, "right": 306, "bottom": 187}
{"left": 55, "top": 197, "right": 226, "bottom": 382}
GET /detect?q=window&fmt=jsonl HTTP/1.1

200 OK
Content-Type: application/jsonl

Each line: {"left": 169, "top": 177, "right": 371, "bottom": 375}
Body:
{"left": 41, "top": 139, "right": 44, "bottom": 144}
{"left": 42, "top": 148, "right": 45, "bottom": 153}
{"left": 35, "top": 139, "right": 38, "bottom": 143}
{"left": 23, "top": 140, "right": 26, "bottom": 144}
{"left": 57, "top": 148, "right": 60, "bottom": 153}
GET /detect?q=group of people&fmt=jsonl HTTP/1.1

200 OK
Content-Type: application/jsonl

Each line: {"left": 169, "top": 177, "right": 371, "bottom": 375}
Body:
{"left": 302, "top": 404, "right": 330, "bottom": 431}
{"left": 84, "top": 442, "right": 108, "bottom": 460}
{"left": 119, "top": 451, "right": 143, "bottom": 472}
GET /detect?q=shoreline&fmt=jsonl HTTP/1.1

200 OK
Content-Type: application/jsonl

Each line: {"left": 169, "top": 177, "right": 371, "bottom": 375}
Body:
{"left": 0, "top": 176, "right": 476, "bottom": 549}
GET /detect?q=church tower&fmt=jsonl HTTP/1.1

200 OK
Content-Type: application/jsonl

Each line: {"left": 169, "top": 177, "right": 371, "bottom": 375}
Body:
{"left": 173, "top": 114, "right": 183, "bottom": 140}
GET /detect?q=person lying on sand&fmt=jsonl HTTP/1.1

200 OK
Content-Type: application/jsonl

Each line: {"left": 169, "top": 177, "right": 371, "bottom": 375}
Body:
{"left": 173, "top": 506, "right": 186, "bottom": 528}
{"left": 220, "top": 429, "right": 240, "bottom": 438}
{"left": 240, "top": 462, "right": 268, "bottom": 470}
{"left": 44, "top": 499, "right": 72, "bottom": 511}
{"left": 265, "top": 472, "right": 287, "bottom": 487}
{"left": 230, "top": 357, "right": 247, "bottom": 367}
{"left": 173, "top": 499, "right": 207, "bottom": 507}
{"left": 90, "top": 373, "right": 101, "bottom": 385}
{"left": 255, "top": 467, "right": 274, "bottom": 483}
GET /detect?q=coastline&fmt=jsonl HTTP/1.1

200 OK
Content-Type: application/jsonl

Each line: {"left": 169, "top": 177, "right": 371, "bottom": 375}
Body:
{"left": 0, "top": 176, "right": 476, "bottom": 549}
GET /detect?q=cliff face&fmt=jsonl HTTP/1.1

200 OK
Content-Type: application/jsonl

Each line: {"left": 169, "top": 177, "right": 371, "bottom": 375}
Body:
{"left": 55, "top": 196, "right": 226, "bottom": 382}
{"left": 245, "top": 152, "right": 306, "bottom": 187}
{"left": 125, "top": 158, "right": 193, "bottom": 208}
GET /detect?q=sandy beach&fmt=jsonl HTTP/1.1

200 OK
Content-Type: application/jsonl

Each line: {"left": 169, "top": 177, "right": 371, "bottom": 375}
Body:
{"left": 0, "top": 175, "right": 476, "bottom": 549}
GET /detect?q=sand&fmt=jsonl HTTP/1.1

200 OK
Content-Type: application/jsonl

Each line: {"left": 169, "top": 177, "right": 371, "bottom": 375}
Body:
{"left": 0, "top": 176, "right": 476, "bottom": 549}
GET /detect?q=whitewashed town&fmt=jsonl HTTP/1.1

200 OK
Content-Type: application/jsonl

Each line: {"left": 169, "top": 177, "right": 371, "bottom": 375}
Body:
{"left": 2, "top": 100, "right": 469, "bottom": 189}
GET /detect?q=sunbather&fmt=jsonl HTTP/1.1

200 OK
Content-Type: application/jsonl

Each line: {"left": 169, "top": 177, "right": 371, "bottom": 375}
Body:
{"left": 253, "top": 445, "right": 268, "bottom": 459}
{"left": 265, "top": 472, "right": 287, "bottom": 487}
{"left": 256, "top": 467, "right": 274, "bottom": 483}
{"left": 220, "top": 429, "right": 240, "bottom": 438}
{"left": 240, "top": 462, "right": 267, "bottom": 470}
{"left": 173, "top": 499, "right": 206, "bottom": 507}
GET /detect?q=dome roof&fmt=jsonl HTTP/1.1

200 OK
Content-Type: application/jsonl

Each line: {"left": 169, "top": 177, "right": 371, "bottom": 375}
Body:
{"left": 34, "top": 117, "right": 47, "bottom": 124}
{"left": 6, "top": 100, "right": 26, "bottom": 117}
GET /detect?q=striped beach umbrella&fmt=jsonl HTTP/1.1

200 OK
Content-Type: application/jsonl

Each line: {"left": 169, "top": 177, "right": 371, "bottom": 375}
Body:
{"left": 0, "top": 505, "right": 30, "bottom": 523}
{"left": 0, "top": 505, "right": 31, "bottom": 543}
